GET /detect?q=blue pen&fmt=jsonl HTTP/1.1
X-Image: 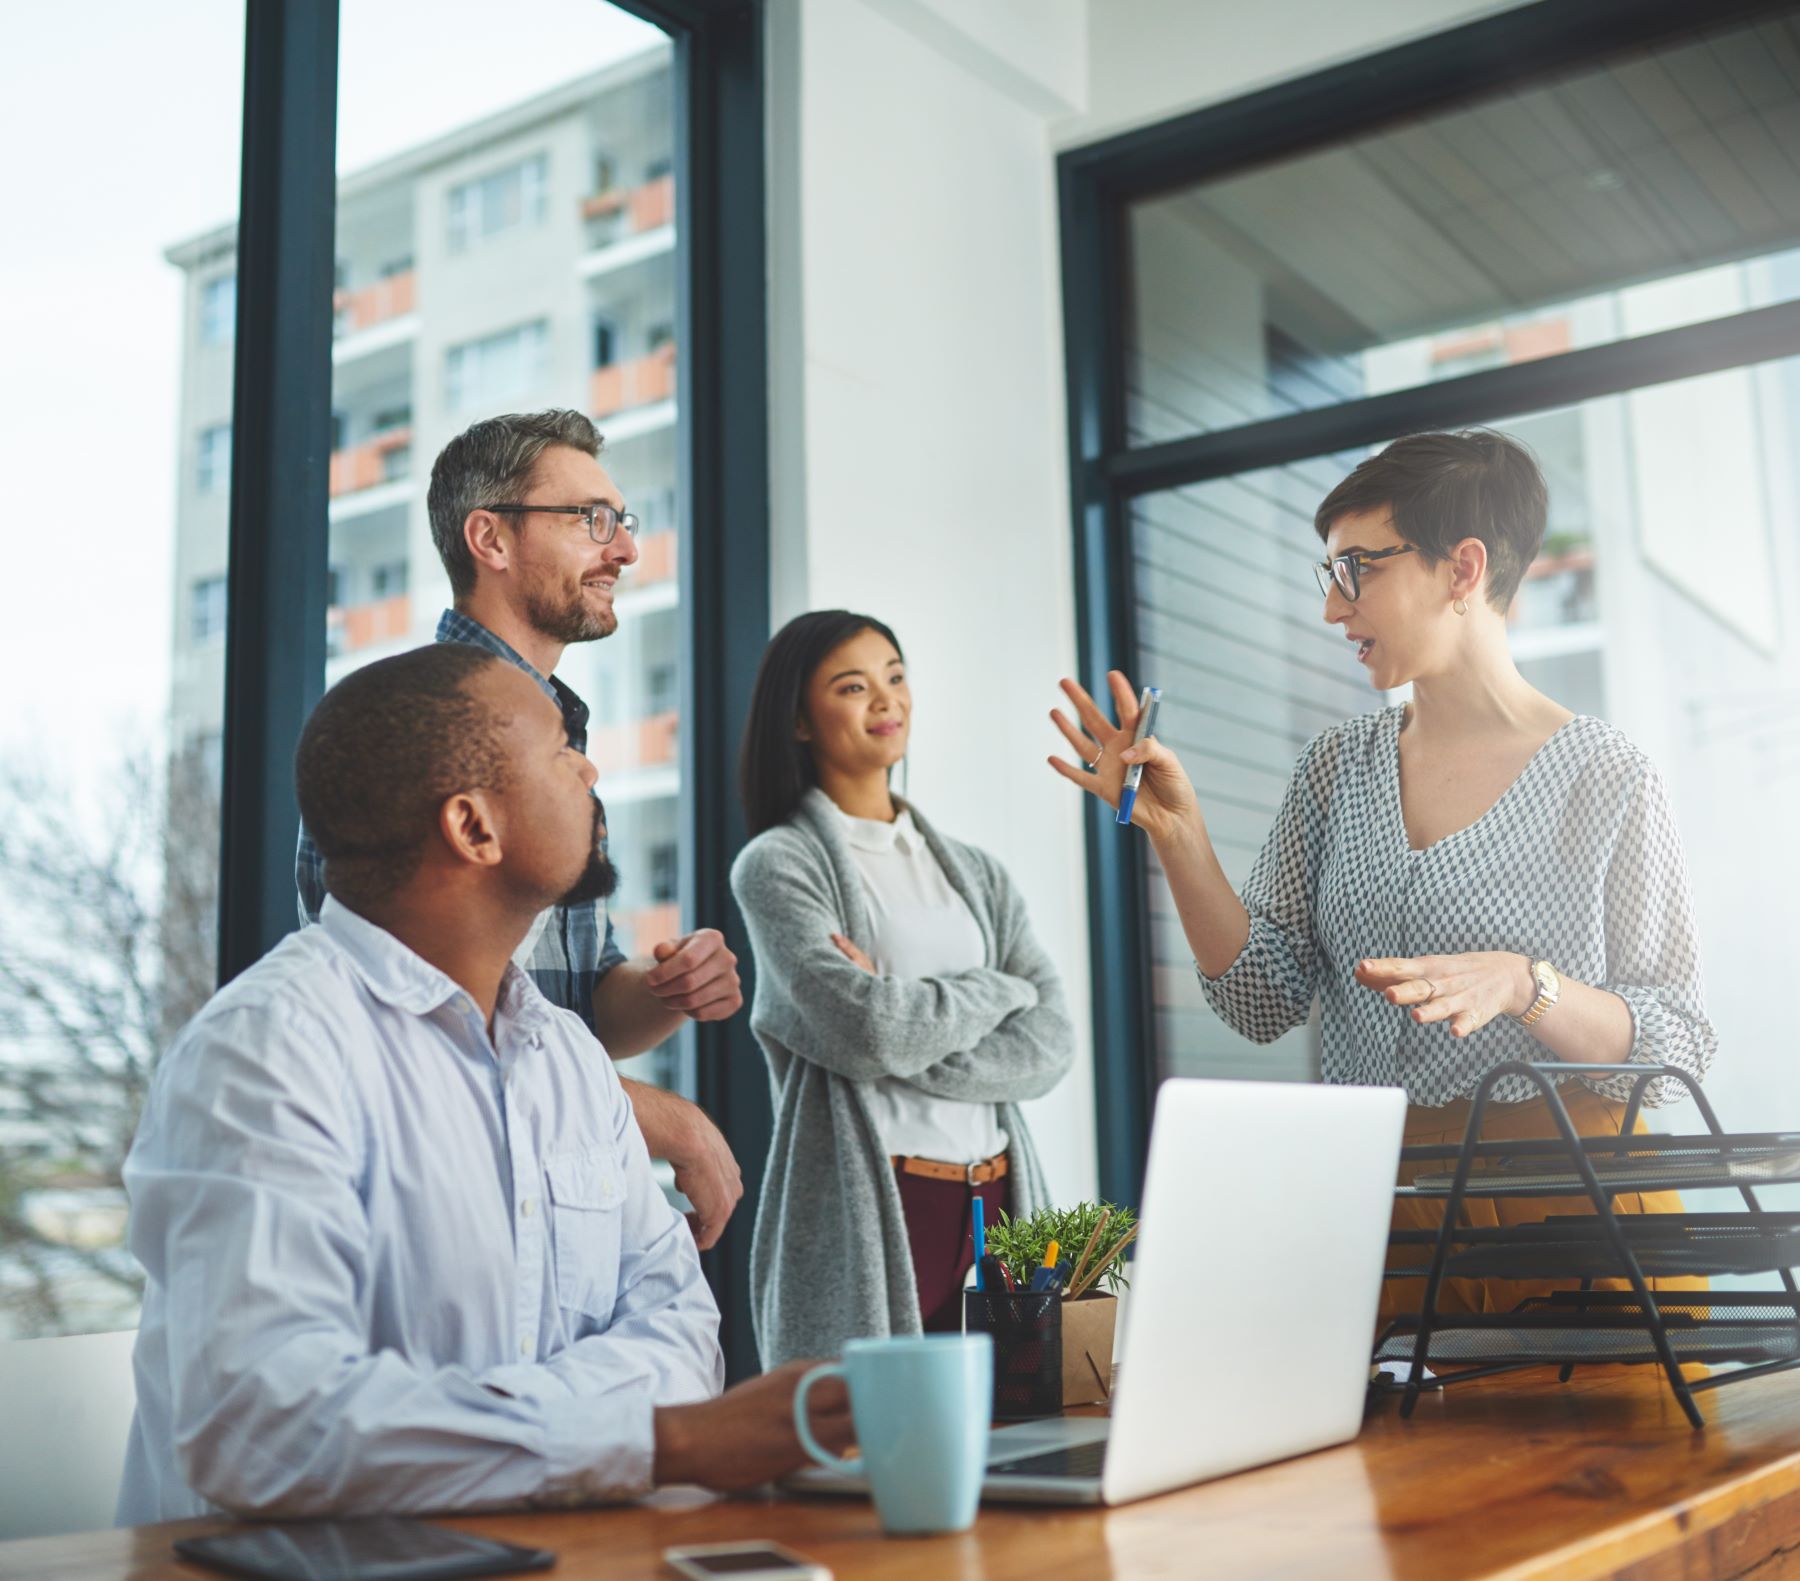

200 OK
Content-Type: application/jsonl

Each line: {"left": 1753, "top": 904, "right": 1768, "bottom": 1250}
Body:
{"left": 1116, "top": 687, "right": 1162, "bottom": 827}
{"left": 972, "top": 1197, "right": 986, "bottom": 1291}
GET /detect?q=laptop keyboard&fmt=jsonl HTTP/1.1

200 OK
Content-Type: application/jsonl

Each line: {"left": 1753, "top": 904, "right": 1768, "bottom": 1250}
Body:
{"left": 988, "top": 1440, "right": 1108, "bottom": 1480}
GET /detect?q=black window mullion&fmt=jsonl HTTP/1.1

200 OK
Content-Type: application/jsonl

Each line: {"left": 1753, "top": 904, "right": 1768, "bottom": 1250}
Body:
{"left": 217, "top": 0, "right": 338, "bottom": 985}
{"left": 1108, "top": 297, "right": 1800, "bottom": 499}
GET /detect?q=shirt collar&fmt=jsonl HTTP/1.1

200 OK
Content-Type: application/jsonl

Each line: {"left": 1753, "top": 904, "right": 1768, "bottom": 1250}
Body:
{"left": 833, "top": 802, "right": 923, "bottom": 856}
{"left": 320, "top": 895, "right": 553, "bottom": 1032}
{"left": 436, "top": 608, "right": 590, "bottom": 751}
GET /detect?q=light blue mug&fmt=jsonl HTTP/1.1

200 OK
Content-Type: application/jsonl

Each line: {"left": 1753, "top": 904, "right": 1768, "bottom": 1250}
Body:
{"left": 793, "top": 1333, "right": 993, "bottom": 1535}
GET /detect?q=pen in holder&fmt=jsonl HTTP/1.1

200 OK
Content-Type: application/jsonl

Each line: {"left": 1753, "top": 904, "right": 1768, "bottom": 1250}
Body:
{"left": 964, "top": 1287, "right": 1063, "bottom": 1419}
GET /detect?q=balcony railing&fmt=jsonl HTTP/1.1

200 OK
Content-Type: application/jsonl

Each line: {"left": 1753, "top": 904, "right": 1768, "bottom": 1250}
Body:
{"left": 590, "top": 345, "right": 676, "bottom": 419}
{"left": 589, "top": 710, "right": 678, "bottom": 776}
{"left": 333, "top": 270, "right": 416, "bottom": 336}
{"left": 632, "top": 530, "right": 676, "bottom": 585}
{"left": 327, "top": 594, "right": 411, "bottom": 657}
{"left": 617, "top": 902, "right": 680, "bottom": 954}
{"left": 580, "top": 173, "right": 674, "bottom": 236}
{"left": 329, "top": 426, "right": 413, "bottom": 497}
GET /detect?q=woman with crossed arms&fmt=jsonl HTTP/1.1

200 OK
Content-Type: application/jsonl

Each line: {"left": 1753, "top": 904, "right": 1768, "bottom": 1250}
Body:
{"left": 1051, "top": 429, "right": 1716, "bottom": 1318}
{"left": 734, "top": 610, "right": 1074, "bottom": 1365}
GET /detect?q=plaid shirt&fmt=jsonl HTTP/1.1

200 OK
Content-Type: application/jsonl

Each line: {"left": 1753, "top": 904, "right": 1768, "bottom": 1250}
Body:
{"left": 295, "top": 609, "right": 627, "bottom": 1031}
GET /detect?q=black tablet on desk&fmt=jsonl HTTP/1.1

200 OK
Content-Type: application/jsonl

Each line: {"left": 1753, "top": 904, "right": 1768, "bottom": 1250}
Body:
{"left": 172, "top": 1516, "right": 556, "bottom": 1581}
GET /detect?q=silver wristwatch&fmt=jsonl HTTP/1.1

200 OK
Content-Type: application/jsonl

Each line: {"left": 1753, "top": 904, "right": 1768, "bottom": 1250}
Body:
{"left": 1515, "top": 958, "right": 1561, "bottom": 1028}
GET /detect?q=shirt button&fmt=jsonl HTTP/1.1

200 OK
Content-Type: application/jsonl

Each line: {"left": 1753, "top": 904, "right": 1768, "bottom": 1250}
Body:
{"left": 519, "top": 1338, "right": 531, "bottom": 1358}
{"left": 521, "top": 1198, "right": 535, "bottom": 1218}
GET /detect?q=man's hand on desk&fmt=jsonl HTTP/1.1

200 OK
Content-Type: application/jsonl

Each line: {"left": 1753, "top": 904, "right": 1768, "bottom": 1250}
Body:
{"left": 654, "top": 1361, "right": 853, "bottom": 1492}
{"left": 621, "top": 1079, "right": 744, "bottom": 1250}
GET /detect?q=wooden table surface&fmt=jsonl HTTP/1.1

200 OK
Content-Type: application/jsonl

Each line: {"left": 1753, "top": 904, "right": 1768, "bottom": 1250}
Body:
{"left": 8, "top": 1366, "right": 1800, "bottom": 1581}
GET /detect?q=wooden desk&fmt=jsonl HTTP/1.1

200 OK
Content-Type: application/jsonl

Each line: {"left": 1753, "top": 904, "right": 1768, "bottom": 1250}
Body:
{"left": 8, "top": 1367, "right": 1800, "bottom": 1581}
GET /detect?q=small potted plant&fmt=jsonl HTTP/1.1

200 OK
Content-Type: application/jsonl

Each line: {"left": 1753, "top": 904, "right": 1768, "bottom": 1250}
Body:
{"left": 984, "top": 1201, "right": 1137, "bottom": 1405}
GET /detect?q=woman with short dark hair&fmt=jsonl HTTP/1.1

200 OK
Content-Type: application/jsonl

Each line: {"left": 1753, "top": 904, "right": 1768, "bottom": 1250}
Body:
{"left": 733, "top": 611, "right": 1074, "bottom": 1365}
{"left": 1051, "top": 429, "right": 1715, "bottom": 1318}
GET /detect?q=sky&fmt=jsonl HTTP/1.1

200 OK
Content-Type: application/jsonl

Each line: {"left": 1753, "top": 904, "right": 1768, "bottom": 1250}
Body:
{"left": 0, "top": 0, "right": 661, "bottom": 797}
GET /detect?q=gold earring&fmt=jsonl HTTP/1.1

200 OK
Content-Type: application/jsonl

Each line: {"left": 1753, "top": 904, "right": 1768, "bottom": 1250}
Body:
{"left": 1453, "top": 597, "right": 1468, "bottom": 616}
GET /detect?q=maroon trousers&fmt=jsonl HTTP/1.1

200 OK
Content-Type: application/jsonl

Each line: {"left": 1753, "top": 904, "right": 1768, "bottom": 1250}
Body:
{"left": 892, "top": 1162, "right": 1013, "bottom": 1332}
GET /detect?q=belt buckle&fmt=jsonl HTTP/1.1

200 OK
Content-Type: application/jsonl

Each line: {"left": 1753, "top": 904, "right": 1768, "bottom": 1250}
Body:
{"left": 965, "top": 1160, "right": 983, "bottom": 1186}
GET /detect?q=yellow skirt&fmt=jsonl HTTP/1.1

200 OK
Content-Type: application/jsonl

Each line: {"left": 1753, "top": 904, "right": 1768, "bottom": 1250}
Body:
{"left": 1379, "top": 1084, "right": 1708, "bottom": 1325}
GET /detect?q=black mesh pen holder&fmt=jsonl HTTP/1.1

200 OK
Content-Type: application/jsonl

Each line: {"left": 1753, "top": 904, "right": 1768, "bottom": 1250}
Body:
{"left": 965, "top": 1288, "right": 1063, "bottom": 1419}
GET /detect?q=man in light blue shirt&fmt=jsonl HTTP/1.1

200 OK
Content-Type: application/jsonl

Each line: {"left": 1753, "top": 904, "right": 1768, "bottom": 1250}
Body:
{"left": 118, "top": 644, "right": 849, "bottom": 1523}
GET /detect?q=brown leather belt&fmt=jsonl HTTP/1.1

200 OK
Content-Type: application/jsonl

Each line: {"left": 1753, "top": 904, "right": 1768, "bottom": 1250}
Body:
{"left": 891, "top": 1150, "right": 1009, "bottom": 1186}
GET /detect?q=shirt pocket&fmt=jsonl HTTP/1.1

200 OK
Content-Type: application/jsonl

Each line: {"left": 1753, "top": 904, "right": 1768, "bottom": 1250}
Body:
{"left": 544, "top": 1147, "right": 626, "bottom": 1323}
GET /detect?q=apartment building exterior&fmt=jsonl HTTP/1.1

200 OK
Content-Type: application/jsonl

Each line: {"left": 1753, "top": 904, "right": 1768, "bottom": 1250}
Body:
{"left": 163, "top": 47, "right": 688, "bottom": 1082}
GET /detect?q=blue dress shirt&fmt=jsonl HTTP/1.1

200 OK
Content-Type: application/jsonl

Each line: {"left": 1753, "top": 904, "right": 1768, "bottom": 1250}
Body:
{"left": 116, "top": 898, "right": 722, "bottom": 1524}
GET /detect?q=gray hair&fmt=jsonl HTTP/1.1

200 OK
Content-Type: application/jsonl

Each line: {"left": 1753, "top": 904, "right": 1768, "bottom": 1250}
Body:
{"left": 427, "top": 409, "right": 604, "bottom": 598}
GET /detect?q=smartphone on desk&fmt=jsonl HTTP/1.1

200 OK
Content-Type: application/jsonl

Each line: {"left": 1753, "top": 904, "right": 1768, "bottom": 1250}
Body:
{"left": 663, "top": 1541, "right": 831, "bottom": 1581}
{"left": 172, "top": 1516, "right": 555, "bottom": 1581}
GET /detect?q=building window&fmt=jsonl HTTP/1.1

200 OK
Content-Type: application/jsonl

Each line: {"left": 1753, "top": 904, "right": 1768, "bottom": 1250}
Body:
{"left": 371, "top": 560, "right": 408, "bottom": 598}
{"left": 200, "top": 274, "right": 236, "bottom": 344}
{"left": 196, "top": 424, "right": 231, "bottom": 494}
{"left": 593, "top": 316, "right": 617, "bottom": 367}
{"left": 646, "top": 662, "right": 678, "bottom": 714}
{"left": 649, "top": 842, "right": 678, "bottom": 904}
{"left": 445, "top": 321, "right": 548, "bottom": 412}
{"left": 191, "top": 574, "right": 228, "bottom": 642}
{"left": 447, "top": 152, "right": 548, "bottom": 253}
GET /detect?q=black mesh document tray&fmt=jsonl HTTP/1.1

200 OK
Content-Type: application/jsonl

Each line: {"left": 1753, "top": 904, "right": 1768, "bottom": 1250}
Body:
{"left": 1377, "top": 1061, "right": 1800, "bottom": 1429}
{"left": 1385, "top": 1213, "right": 1800, "bottom": 1281}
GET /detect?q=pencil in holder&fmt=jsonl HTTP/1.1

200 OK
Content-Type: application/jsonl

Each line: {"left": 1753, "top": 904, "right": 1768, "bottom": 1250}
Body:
{"left": 964, "top": 1288, "right": 1063, "bottom": 1419}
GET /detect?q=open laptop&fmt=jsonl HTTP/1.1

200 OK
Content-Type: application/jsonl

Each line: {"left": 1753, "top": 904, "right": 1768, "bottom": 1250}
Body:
{"left": 788, "top": 1077, "right": 1406, "bottom": 1506}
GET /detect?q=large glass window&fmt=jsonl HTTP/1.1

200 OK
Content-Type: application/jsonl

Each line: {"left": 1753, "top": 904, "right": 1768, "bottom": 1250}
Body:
{"left": 320, "top": 0, "right": 688, "bottom": 1108}
{"left": 1125, "top": 10, "right": 1800, "bottom": 446}
{"left": 1068, "top": 6, "right": 1800, "bottom": 1208}
{"left": 0, "top": 2, "right": 243, "bottom": 1339}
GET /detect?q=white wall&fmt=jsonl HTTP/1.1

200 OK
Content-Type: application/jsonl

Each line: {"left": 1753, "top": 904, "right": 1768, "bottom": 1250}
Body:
{"left": 1066, "top": 0, "right": 1526, "bottom": 146}
{"left": 766, "top": 0, "right": 1097, "bottom": 1203}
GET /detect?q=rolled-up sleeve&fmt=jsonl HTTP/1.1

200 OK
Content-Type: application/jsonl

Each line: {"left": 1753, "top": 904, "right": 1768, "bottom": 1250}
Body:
{"left": 1198, "top": 730, "right": 1339, "bottom": 1043}
{"left": 1590, "top": 761, "right": 1717, "bottom": 1107}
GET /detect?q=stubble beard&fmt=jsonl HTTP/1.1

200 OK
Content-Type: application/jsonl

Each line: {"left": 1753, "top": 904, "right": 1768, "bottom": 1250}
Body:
{"left": 523, "top": 577, "right": 617, "bottom": 645}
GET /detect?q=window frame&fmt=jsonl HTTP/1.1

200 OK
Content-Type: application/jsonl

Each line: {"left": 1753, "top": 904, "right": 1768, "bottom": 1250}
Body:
{"left": 1058, "top": 0, "right": 1800, "bottom": 1206}
{"left": 218, "top": 0, "right": 769, "bottom": 1381}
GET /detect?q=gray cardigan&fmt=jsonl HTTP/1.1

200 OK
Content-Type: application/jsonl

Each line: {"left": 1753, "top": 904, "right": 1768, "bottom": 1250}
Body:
{"left": 729, "top": 789, "right": 1075, "bottom": 1366}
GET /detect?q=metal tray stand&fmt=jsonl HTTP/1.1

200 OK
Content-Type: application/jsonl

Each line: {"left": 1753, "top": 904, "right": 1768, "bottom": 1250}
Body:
{"left": 1374, "top": 1061, "right": 1800, "bottom": 1428}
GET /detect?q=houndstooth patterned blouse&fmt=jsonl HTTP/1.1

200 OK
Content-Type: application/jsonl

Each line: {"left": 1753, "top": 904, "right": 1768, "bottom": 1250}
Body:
{"left": 1198, "top": 707, "right": 1716, "bottom": 1108}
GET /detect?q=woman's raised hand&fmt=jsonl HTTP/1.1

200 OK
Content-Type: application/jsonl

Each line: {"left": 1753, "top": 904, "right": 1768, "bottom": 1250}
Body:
{"left": 1047, "top": 670, "right": 1202, "bottom": 847}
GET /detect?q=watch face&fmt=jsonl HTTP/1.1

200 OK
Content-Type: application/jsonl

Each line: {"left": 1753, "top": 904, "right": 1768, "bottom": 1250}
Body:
{"left": 1533, "top": 960, "right": 1561, "bottom": 1000}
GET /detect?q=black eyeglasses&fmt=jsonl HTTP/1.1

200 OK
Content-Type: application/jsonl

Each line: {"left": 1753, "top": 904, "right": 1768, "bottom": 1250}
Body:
{"left": 1313, "top": 544, "right": 1415, "bottom": 601}
{"left": 486, "top": 502, "right": 639, "bottom": 545}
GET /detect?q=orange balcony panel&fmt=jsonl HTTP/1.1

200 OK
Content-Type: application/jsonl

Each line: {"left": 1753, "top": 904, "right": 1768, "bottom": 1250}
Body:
{"left": 582, "top": 189, "right": 628, "bottom": 220}
{"left": 336, "top": 594, "right": 412, "bottom": 653}
{"left": 590, "top": 345, "right": 677, "bottom": 420}
{"left": 638, "top": 710, "right": 678, "bottom": 766}
{"left": 630, "top": 174, "right": 675, "bottom": 233}
{"left": 1505, "top": 318, "right": 1572, "bottom": 365}
{"left": 620, "top": 902, "right": 681, "bottom": 953}
{"left": 588, "top": 709, "right": 679, "bottom": 775}
{"left": 329, "top": 426, "right": 414, "bottom": 498}
{"left": 633, "top": 530, "right": 676, "bottom": 584}
{"left": 333, "top": 270, "right": 416, "bottom": 333}
{"left": 1431, "top": 325, "right": 1503, "bottom": 364}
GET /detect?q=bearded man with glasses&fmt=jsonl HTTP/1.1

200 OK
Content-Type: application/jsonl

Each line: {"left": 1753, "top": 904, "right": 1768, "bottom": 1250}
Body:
{"left": 297, "top": 409, "right": 745, "bottom": 1251}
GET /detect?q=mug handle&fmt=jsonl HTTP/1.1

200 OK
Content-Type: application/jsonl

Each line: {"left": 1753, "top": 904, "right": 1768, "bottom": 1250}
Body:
{"left": 793, "top": 1361, "right": 857, "bottom": 1475}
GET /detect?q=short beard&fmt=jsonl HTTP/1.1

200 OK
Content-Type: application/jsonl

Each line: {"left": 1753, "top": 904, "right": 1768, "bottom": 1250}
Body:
{"left": 523, "top": 578, "right": 616, "bottom": 645}
{"left": 558, "top": 797, "right": 618, "bottom": 906}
